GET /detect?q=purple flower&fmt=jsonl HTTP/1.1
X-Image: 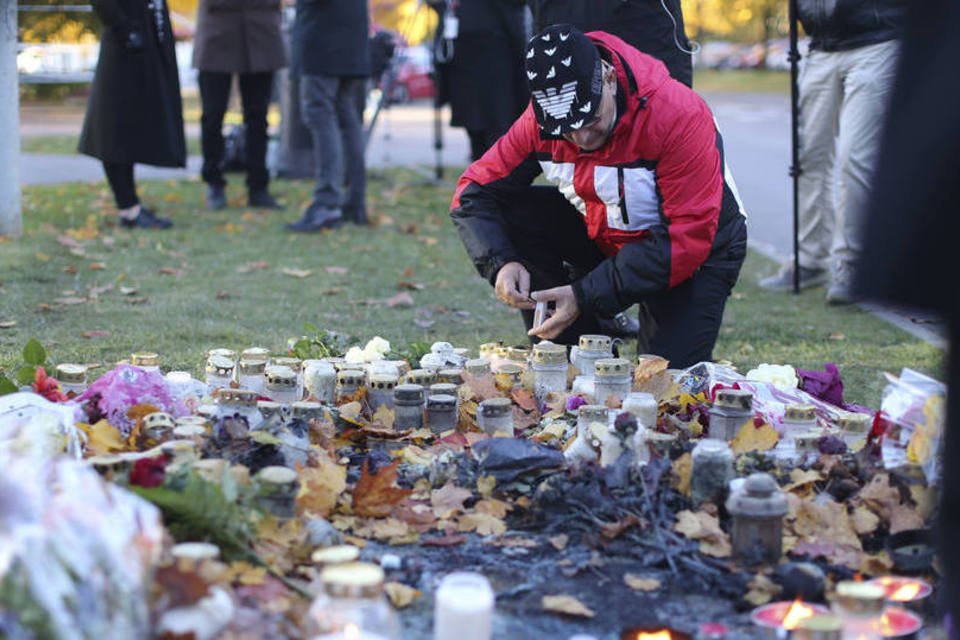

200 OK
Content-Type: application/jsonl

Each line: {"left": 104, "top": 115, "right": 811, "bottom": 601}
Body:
{"left": 565, "top": 395, "right": 587, "bottom": 412}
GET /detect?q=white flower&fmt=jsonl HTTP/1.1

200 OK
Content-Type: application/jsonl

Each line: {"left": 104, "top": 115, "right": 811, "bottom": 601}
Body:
{"left": 745, "top": 363, "right": 799, "bottom": 389}
{"left": 344, "top": 346, "right": 366, "bottom": 363}
{"left": 365, "top": 336, "right": 391, "bottom": 357}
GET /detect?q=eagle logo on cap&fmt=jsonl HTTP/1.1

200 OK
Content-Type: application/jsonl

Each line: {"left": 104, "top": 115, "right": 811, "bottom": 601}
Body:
{"left": 532, "top": 81, "right": 578, "bottom": 120}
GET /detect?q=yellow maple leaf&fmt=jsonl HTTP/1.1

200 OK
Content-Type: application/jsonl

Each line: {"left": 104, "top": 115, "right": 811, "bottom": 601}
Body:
{"left": 296, "top": 456, "right": 347, "bottom": 518}
{"left": 78, "top": 420, "right": 126, "bottom": 455}
{"left": 671, "top": 452, "right": 692, "bottom": 497}
{"left": 744, "top": 573, "right": 781, "bottom": 606}
{"left": 476, "top": 474, "right": 496, "bottom": 498}
{"left": 730, "top": 421, "right": 779, "bottom": 454}
{"left": 384, "top": 582, "right": 420, "bottom": 608}
{"left": 623, "top": 574, "right": 661, "bottom": 592}
{"left": 457, "top": 512, "right": 506, "bottom": 536}
{"left": 372, "top": 404, "right": 396, "bottom": 430}
{"left": 474, "top": 498, "right": 511, "bottom": 519}
{"left": 224, "top": 561, "right": 267, "bottom": 586}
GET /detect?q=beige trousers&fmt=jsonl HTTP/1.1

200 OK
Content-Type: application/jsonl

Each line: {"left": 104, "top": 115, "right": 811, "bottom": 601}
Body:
{"left": 797, "top": 39, "right": 900, "bottom": 273}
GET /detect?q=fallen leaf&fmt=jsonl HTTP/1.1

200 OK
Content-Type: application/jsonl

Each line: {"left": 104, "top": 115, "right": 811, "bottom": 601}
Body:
{"left": 352, "top": 460, "right": 412, "bottom": 518}
{"left": 237, "top": 260, "right": 270, "bottom": 273}
{"left": 422, "top": 534, "right": 466, "bottom": 547}
{"left": 549, "top": 534, "right": 569, "bottom": 551}
{"left": 0, "top": 321, "right": 16, "bottom": 329}
{"left": 730, "top": 421, "right": 779, "bottom": 455}
{"left": 384, "top": 582, "right": 420, "bottom": 608}
{"left": 154, "top": 564, "right": 211, "bottom": 608}
{"left": 386, "top": 292, "right": 415, "bottom": 308}
{"left": 325, "top": 266, "right": 349, "bottom": 275}
{"left": 281, "top": 268, "right": 312, "bottom": 279}
{"left": 624, "top": 574, "right": 661, "bottom": 592}
{"left": 744, "top": 573, "right": 781, "bottom": 606}
{"left": 542, "top": 595, "right": 595, "bottom": 618}
{"left": 296, "top": 455, "right": 347, "bottom": 518}
{"left": 829, "top": 332, "right": 846, "bottom": 341}
{"left": 158, "top": 267, "right": 182, "bottom": 277}
{"left": 601, "top": 515, "right": 641, "bottom": 540}
{"left": 851, "top": 506, "right": 880, "bottom": 535}
{"left": 78, "top": 420, "right": 126, "bottom": 455}
{"left": 476, "top": 475, "right": 496, "bottom": 498}
{"left": 88, "top": 262, "right": 106, "bottom": 270}
{"left": 671, "top": 452, "right": 692, "bottom": 497}
{"left": 511, "top": 388, "right": 538, "bottom": 412}
{"left": 372, "top": 404, "right": 396, "bottom": 431}
{"left": 431, "top": 483, "right": 473, "bottom": 519}
{"left": 54, "top": 296, "right": 86, "bottom": 305}
{"left": 224, "top": 561, "right": 268, "bottom": 586}
{"left": 119, "top": 286, "right": 139, "bottom": 296}
{"left": 786, "top": 468, "right": 823, "bottom": 494}
{"left": 396, "top": 281, "right": 424, "bottom": 290}
{"left": 420, "top": 236, "right": 439, "bottom": 246}
{"left": 474, "top": 499, "right": 511, "bottom": 519}
{"left": 674, "top": 509, "right": 732, "bottom": 558}
{"left": 457, "top": 512, "right": 506, "bottom": 536}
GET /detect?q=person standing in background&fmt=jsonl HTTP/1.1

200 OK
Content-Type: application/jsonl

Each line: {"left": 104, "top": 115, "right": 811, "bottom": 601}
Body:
{"left": 759, "top": 0, "right": 906, "bottom": 303}
{"left": 285, "top": 0, "right": 370, "bottom": 232}
{"left": 527, "top": 0, "right": 694, "bottom": 87}
{"left": 192, "top": 0, "right": 287, "bottom": 211}
{"left": 430, "top": 0, "right": 528, "bottom": 161}
{"left": 78, "top": 0, "right": 185, "bottom": 229}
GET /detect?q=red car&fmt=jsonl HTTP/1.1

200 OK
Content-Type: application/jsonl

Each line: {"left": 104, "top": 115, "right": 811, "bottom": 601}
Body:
{"left": 386, "top": 45, "right": 436, "bottom": 103}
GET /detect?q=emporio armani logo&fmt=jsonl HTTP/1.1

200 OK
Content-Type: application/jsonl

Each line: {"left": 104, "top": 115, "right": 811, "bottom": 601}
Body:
{"left": 532, "top": 81, "right": 578, "bottom": 120}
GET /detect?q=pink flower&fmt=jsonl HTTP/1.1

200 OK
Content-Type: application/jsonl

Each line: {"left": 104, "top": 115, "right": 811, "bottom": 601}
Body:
{"left": 33, "top": 366, "right": 67, "bottom": 403}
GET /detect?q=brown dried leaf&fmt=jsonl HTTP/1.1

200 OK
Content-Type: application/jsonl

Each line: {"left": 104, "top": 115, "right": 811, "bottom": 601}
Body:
{"left": 511, "top": 388, "right": 538, "bottom": 412}
{"left": 384, "top": 582, "right": 420, "bottom": 608}
{"left": 431, "top": 483, "right": 473, "bottom": 519}
{"left": 154, "top": 564, "right": 211, "bottom": 608}
{"left": 624, "top": 574, "right": 661, "bottom": 592}
{"left": 474, "top": 498, "right": 511, "bottom": 519}
{"left": 157, "top": 266, "right": 182, "bottom": 276}
{"left": 81, "top": 330, "right": 110, "bottom": 338}
{"left": 600, "top": 515, "right": 641, "bottom": 540}
{"left": 542, "top": 595, "right": 595, "bottom": 618}
{"left": 786, "top": 468, "right": 824, "bottom": 494}
{"left": 672, "top": 452, "right": 692, "bottom": 497}
{"left": 352, "top": 460, "right": 412, "bottom": 518}
{"left": 371, "top": 404, "right": 396, "bottom": 431}
{"left": 456, "top": 512, "right": 506, "bottom": 536}
{"left": 386, "top": 292, "right": 415, "bottom": 308}
{"left": 730, "top": 421, "right": 779, "bottom": 455}
{"left": 851, "top": 506, "right": 881, "bottom": 535}
{"left": 674, "top": 509, "right": 731, "bottom": 558}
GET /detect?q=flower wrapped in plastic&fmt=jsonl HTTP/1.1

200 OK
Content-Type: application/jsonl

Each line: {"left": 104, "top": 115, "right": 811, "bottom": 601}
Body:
{"left": 74, "top": 365, "right": 183, "bottom": 434}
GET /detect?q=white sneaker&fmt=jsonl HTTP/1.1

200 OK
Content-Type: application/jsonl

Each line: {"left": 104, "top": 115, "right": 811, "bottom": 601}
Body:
{"left": 826, "top": 263, "right": 856, "bottom": 305}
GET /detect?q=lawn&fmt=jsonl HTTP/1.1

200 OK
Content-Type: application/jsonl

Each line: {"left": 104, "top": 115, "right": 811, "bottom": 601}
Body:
{"left": 0, "top": 169, "right": 944, "bottom": 407}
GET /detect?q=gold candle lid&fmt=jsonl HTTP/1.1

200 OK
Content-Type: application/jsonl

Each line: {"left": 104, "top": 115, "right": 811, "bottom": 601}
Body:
{"left": 142, "top": 411, "right": 175, "bottom": 430}
{"left": 465, "top": 358, "right": 491, "bottom": 375}
{"left": 595, "top": 358, "right": 630, "bottom": 377}
{"left": 256, "top": 465, "right": 298, "bottom": 487}
{"left": 321, "top": 562, "right": 384, "bottom": 598}
{"left": 784, "top": 404, "right": 816, "bottom": 423}
{"left": 532, "top": 342, "right": 567, "bottom": 365}
{"left": 837, "top": 412, "right": 872, "bottom": 433}
{"left": 131, "top": 351, "right": 159, "bottom": 367}
{"left": 834, "top": 581, "right": 886, "bottom": 614}
{"left": 55, "top": 363, "right": 87, "bottom": 383}
{"left": 506, "top": 346, "right": 530, "bottom": 363}
{"left": 336, "top": 369, "right": 366, "bottom": 386}
{"left": 218, "top": 388, "right": 259, "bottom": 407}
{"left": 478, "top": 342, "right": 502, "bottom": 357}
{"left": 311, "top": 545, "right": 360, "bottom": 566}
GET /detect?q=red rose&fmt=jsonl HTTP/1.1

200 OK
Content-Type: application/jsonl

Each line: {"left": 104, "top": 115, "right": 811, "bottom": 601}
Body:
{"left": 33, "top": 367, "right": 67, "bottom": 403}
{"left": 129, "top": 455, "right": 169, "bottom": 488}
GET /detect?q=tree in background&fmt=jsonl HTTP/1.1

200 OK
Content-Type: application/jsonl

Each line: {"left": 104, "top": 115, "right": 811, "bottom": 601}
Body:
{"left": 371, "top": 0, "right": 436, "bottom": 45}
{"left": 18, "top": 0, "right": 199, "bottom": 43}
{"left": 682, "top": 0, "right": 787, "bottom": 65}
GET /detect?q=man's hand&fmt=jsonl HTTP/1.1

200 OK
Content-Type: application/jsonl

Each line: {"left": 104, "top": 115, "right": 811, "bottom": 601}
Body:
{"left": 528, "top": 285, "right": 579, "bottom": 339}
{"left": 494, "top": 262, "right": 536, "bottom": 310}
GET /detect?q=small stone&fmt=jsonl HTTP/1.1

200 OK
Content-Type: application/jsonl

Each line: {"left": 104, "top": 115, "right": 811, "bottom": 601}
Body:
{"left": 380, "top": 553, "right": 402, "bottom": 570}
{"left": 306, "top": 517, "right": 344, "bottom": 548}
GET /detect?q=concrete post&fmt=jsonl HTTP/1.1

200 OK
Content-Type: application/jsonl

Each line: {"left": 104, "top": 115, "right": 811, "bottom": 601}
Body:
{"left": 0, "top": 0, "right": 22, "bottom": 237}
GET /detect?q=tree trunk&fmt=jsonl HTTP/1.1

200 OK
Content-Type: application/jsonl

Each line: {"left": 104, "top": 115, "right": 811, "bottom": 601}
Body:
{"left": 0, "top": 0, "right": 22, "bottom": 237}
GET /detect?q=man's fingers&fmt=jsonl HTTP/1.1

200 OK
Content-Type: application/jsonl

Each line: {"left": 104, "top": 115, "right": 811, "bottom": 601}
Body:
{"left": 517, "top": 269, "right": 531, "bottom": 300}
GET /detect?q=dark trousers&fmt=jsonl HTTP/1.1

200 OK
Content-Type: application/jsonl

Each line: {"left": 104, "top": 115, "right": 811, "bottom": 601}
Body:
{"left": 198, "top": 70, "right": 274, "bottom": 191}
{"left": 102, "top": 162, "right": 138, "bottom": 209}
{"left": 500, "top": 187, "right": 745, "bottom": 368}
{"left": 299, "top": 74, "right": 367, "bottom": 221}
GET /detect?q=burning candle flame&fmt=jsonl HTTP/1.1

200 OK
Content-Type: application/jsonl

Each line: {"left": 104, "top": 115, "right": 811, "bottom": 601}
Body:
{"left": 781, "top": 599, "right": 816, "bottom": 630}
{"left": 889, "top": 582, "right": 922, "bottom": 602}
{"left": 635, "top": 632, "right": 673, "bottom": 640}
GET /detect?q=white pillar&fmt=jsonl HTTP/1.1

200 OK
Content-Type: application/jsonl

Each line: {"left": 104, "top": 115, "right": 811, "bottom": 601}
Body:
{"left": 0, "top": 0, "right": 22, "bottom": 237}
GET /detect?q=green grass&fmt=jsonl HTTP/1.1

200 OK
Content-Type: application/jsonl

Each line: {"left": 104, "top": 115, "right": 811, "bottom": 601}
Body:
{"left": 21, "top": 135, "right": 203, "bottom": 156}
{"left": 695, "top": 68, "right": 789, "bottom": 94}
{"left": 0, "top": 171, "right": 944, "bottom": 407}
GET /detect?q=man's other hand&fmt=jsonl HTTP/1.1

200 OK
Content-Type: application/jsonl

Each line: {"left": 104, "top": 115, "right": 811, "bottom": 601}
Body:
{"left": 528, "top": 285, "right": 579, "bottom": 339}
{"left": 494, "top": 262, "right": 535, "bottom": 310}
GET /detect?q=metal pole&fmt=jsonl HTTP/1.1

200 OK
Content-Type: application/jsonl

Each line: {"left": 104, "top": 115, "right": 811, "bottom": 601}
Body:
{"left": 433, "top": 93, "right": 443, "bottom": 180}
{"left": 788, "top": 0, "right": 801, "bottom": 294}
{"left": 0, "top": 0, "right": 22, "bottom": 237}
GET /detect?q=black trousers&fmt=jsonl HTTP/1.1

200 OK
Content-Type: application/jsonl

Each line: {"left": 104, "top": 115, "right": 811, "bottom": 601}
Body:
{"left": 198, "top": 70, "right": 274, "bottom": 191}
{"left": 500, "top": 186, "right": 746, "bottom": 368}
{"left": 102, "top": 162, "right": 138, "bottom": 209}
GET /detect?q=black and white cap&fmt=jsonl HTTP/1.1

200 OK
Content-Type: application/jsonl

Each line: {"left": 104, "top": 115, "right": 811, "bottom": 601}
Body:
{"left": 525, "top": 24, "right": 603, "bottom": 136}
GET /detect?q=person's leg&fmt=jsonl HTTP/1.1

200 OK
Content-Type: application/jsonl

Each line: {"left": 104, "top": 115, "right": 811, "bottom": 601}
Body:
{"left": 644, "top": 216, "right": 747, "bottom": 368}
{"left": 497, "top": 186, "right": 607, "bottom": 344}
{"left": 796, "top": 50, "right": 843, "bottom": 274}
{"left": 102, "top": 162, "right": 172, "bottom": 229}
{"left": 102, "top": 161, "right": 139, "bottom": 209}
{"left": 336, "top": 77, "right": 368, "bottom": 224}
{"left": 299, "top": 74, "right": 344, "bottom": 211}
{"left": 197, "top": 71, "right": 231, "bottom": 189}
{"left": 238, "top": 71, "right": 274, "bottom": 197}
{"left": 828, "top": 40, "right": 900, "bottom": 302}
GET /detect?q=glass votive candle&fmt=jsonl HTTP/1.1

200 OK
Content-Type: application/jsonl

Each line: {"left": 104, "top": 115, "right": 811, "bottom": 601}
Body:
{"left": 55, "top": 363, "right": 88, "bottom": 397}
{"left": 205, "top": 354, "right": 235, "bottom": 392}
{"left": 593, "top": 358, "right": 632, "bottom": 407}
{"left": 335, "top": 369, "right": 366, "bottom": 404}
{"left": 304, "top": 360, "right": 337, "bottom": 404}
{"left": 478, "top": 397, "right": 513, "bottom": 435}
{"left": 393, "top": 384, "right": 425, "bottom": 430}
{"left": 131, "top": 351, "right": 160, "bottom": 372}
{"left": 426, "top": 394, "right": 458, "bottom": 434}
{"left": 368, "top": 375, "right": 399, "bottom": 412}
{"left": 265, "top": 366, "right": 299, "bottom": 404}
{"left": 434, "top": 572, "right": 494, "bottom": 640}
{"left": 532, "top": 341, "right": 568, "bottom": 405}
{"left": 237, "top": 358, "right": 267, "bottom": 395}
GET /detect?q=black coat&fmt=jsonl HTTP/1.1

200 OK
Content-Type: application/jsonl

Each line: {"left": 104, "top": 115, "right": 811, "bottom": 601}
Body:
{"left": 290, "top": 0, "right": 370, "bottom": 78}
{"left": 433, "top": 0, "right": 528, "bottom": 135}
{"left": 851, "top": 0, "right": 960, "bottom": 621}
{"left": 78, "top": 0, "right": 185, "bottom": 168}
{"left": 528, "top": 0, "right": 693, "bottom": 87}
{"left": 798, "top": 0, "right": 907, "bottom": 52}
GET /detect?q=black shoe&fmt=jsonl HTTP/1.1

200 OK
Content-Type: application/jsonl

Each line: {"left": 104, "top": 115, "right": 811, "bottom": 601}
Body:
{"left": 285, "top": 204, "right": 344, "bottom": 233}
{"left": 597, "top": 312, "right": 640, "bottom": 338}
{"left": 248, "top": 189, "right": 282, "bottom": 209}
{"left": 119, "top": 207, "right": 173, "bottom": 230}
{"left": 206, "top": 185, "right": 227, "bottom": 211}
{"left": 343, "top": 207, "right": 369, "bottom": 225}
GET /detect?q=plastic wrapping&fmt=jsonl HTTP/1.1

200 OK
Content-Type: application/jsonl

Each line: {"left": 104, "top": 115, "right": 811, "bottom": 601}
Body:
{"left": 677, "top": 362, "right": 864, "bottom": 432}
{"left": 878, "top": 368, "right": 946, "bottom": 484}
{"left": 0, "top": 448, "right": 163, "bottom": 639}
{"left": 74, "top": 364, "right": 186, "bottom": 434}
{"left": 0, "top": 392, "right": 82, "bottom": 459}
